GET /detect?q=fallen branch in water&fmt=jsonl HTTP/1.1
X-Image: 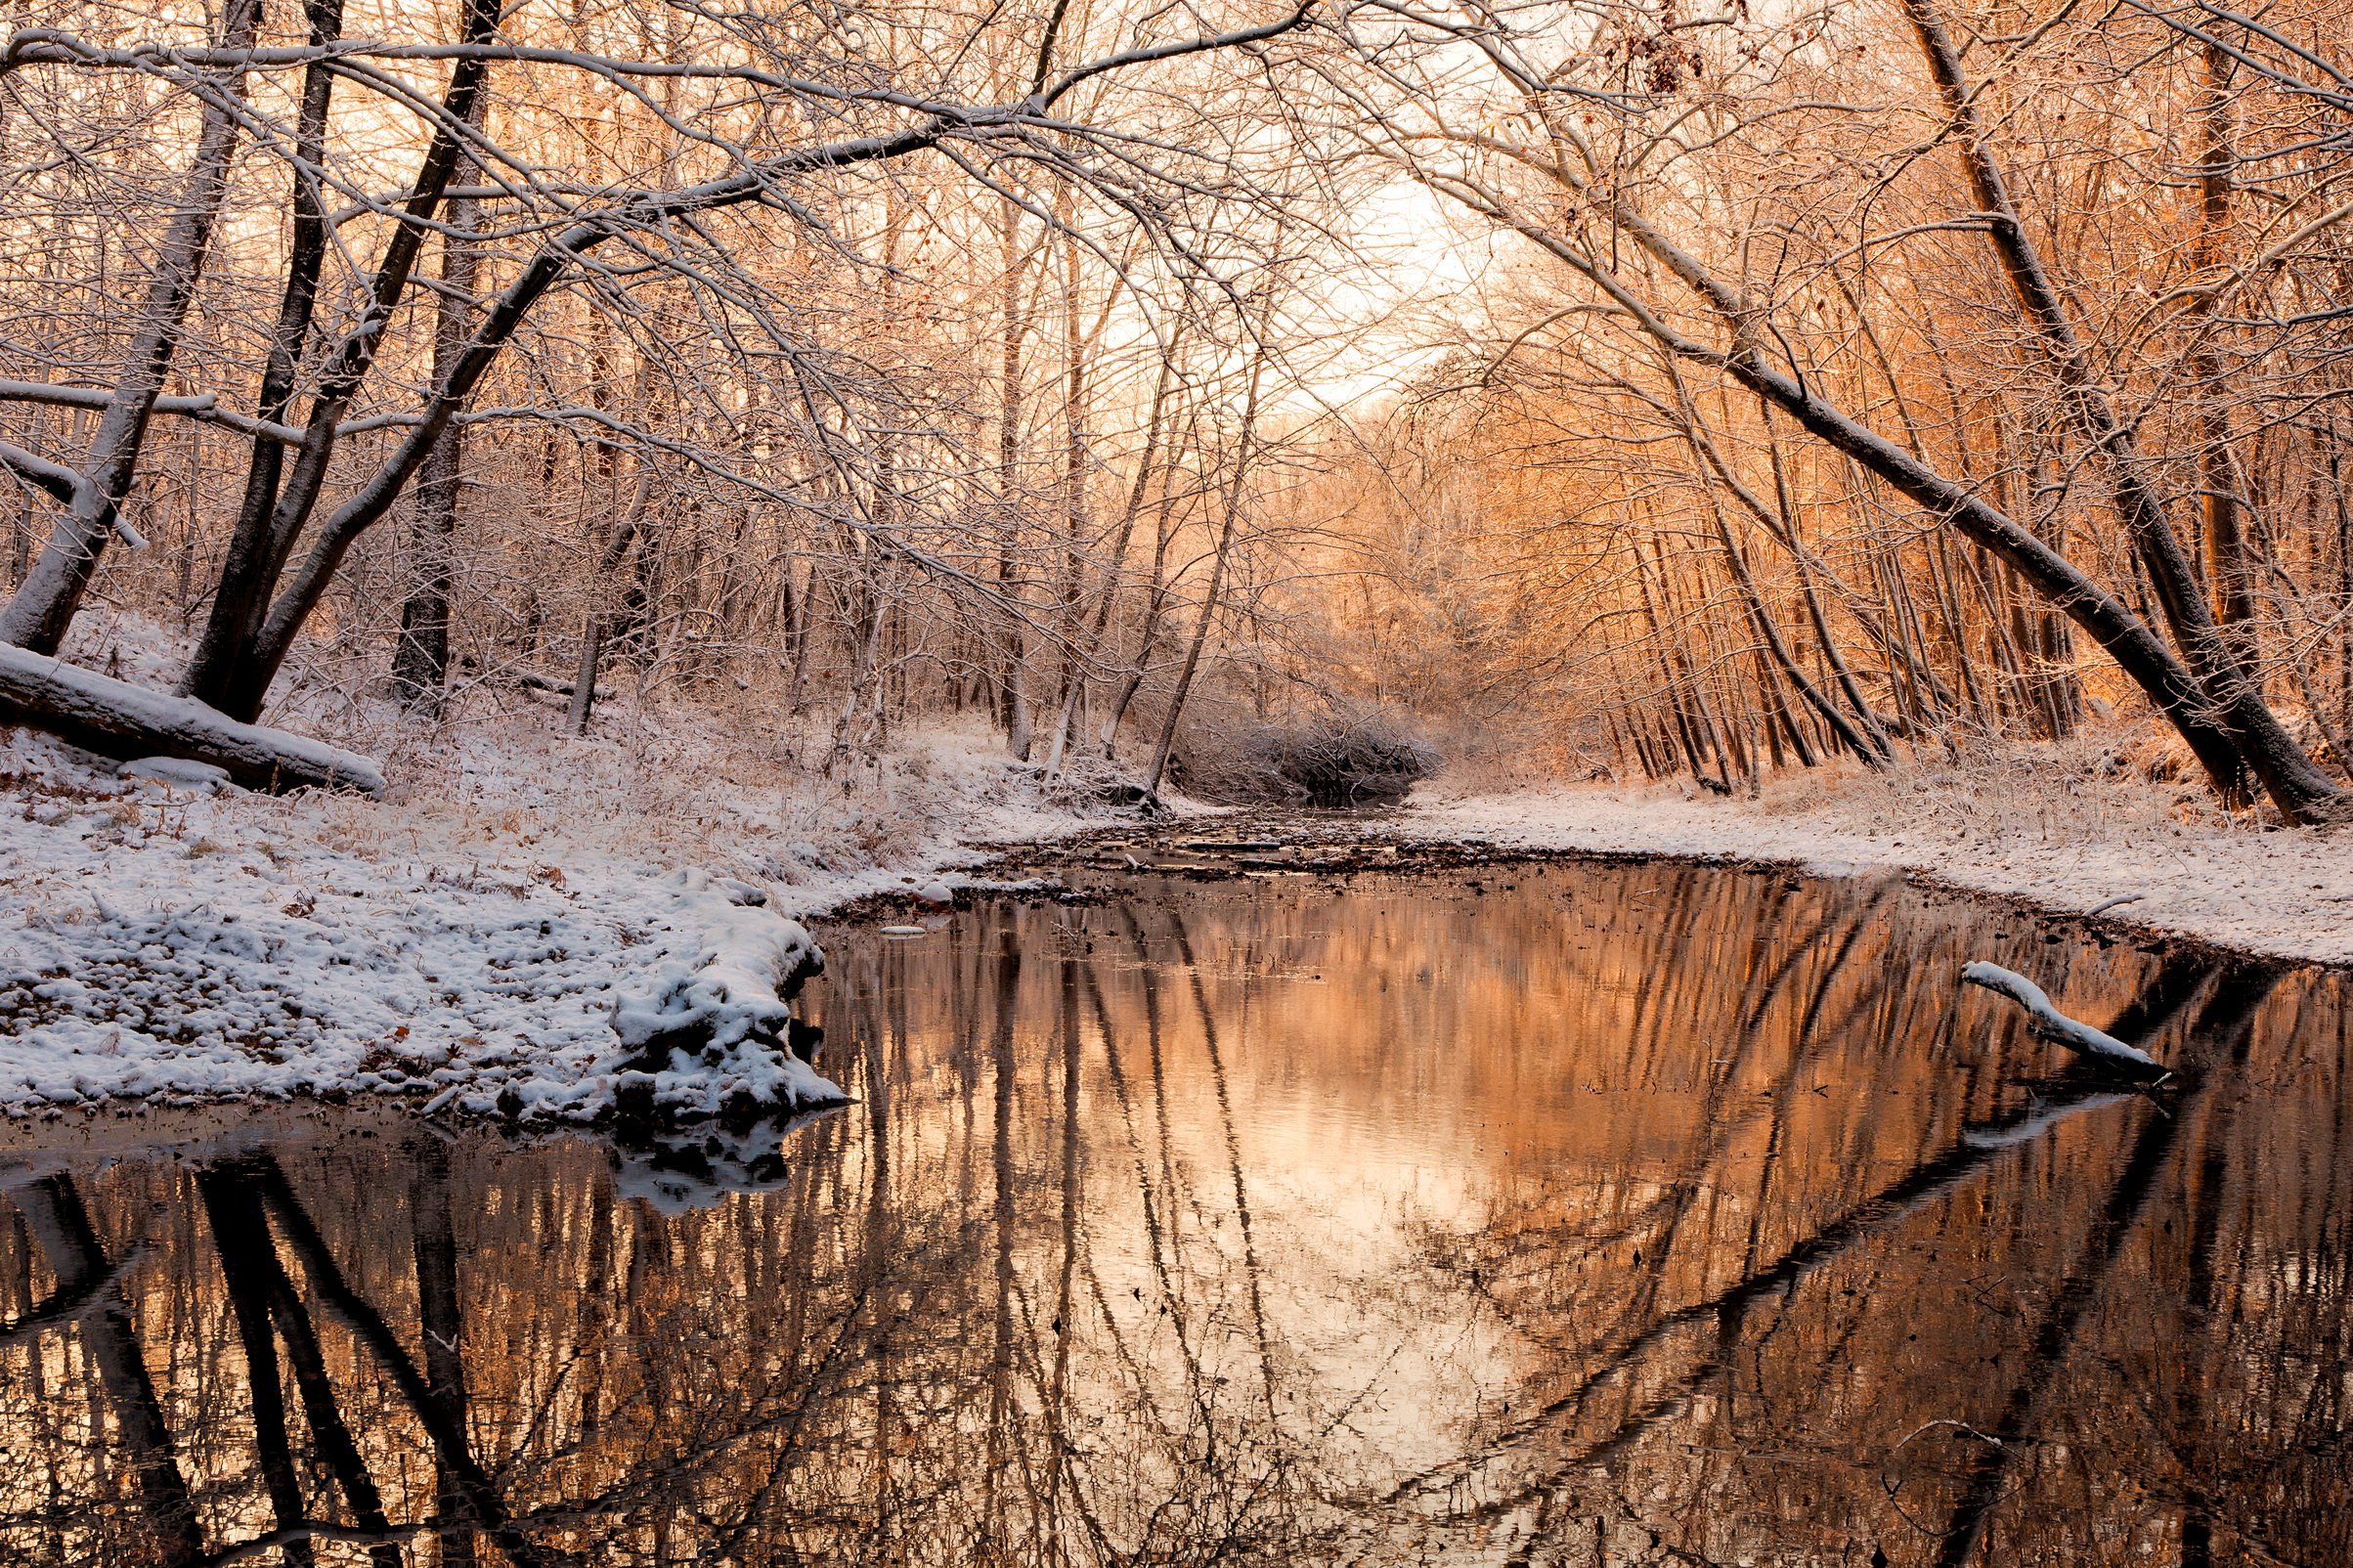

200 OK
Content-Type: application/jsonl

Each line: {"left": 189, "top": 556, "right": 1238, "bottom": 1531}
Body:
{"left": 1960, "top": 961, "right": 2163, "bottom": 1073}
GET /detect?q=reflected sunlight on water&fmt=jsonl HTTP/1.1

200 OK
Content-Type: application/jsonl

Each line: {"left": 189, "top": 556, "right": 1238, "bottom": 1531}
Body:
{"left": 3, "top": 861, "right": 2349, "bottom": 1565}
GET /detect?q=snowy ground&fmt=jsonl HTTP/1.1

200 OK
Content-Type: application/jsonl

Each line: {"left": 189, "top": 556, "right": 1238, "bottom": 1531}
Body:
{"left": 0, "top": 685, "right": 1148, "bottom": 1115}
{"left": 1400, "top": 738, "right": 2353, "bottom": 967}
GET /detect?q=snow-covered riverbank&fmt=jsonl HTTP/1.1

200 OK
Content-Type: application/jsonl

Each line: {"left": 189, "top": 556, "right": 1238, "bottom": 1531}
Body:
{"left": 0, "top": 712, "right": 1146, "bottom": 1114}
{"left": 1401, "top": 748, "right": 2353, "bottom": 967}
{"left": 10, "top": 688, "right": 2351, "bottom": 1120}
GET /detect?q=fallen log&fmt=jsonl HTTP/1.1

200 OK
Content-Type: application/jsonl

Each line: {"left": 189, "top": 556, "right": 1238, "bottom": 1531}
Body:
{"left": 1960, "top": 960, "right": 2166, "bottom": 1075}
{"left": 506, "top": 670, "right": 613, "bottom": 701}
{"left": 0, "top": 644, "right": 383, "bottom": 794}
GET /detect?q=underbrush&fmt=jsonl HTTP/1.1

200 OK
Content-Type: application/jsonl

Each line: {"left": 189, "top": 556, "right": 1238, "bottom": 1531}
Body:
{"left": 34, "top": 607, "right": 1139, "bottom": 883}
{"left": 1659, "top": 719, "right": 2255, "bottom": 849}
{"left": 1176, "top": 706, "right": 1440, "bottom": 806}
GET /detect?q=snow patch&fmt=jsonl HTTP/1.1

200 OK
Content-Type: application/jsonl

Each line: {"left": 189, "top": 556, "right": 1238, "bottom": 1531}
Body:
{"left": 1, "top": 710, "right": 1162, "bottom": 1116}
{"left": 1400, "top": 758, "right": 2353, "bottom": 967}
{"left": 603, "top": 870, "right": 839, "bottom": 1121}
{"left": 123, "top": 756, "right": 235, "bottom": 793}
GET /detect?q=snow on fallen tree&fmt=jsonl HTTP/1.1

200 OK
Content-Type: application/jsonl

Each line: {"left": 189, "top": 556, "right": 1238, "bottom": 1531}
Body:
{"left": 0, "top": 644, "right": 382, "bottom": 794}
{"left": 1959, "top": 961, "right": 2165, "bottom": 1074}
{"left": 604, "top": 870, "right": 845, "bottom": 1124}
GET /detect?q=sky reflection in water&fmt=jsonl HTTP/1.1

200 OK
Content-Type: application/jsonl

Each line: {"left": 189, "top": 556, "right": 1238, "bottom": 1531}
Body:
{"left": 3, "top": 861, "right": 2349, "bottom": 1566}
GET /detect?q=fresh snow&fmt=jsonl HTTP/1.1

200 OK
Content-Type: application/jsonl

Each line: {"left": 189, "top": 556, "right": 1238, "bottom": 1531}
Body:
{"left": 0, "top": 642, "right": 384, "bottom": 793}
{"left": 121, "top": 756, "right": 234, "bottom": 792}
{"left": 1399, "top": 756, "right": 2353, "bottom": 967}
{"left": 10, "top": 627, "right": 2345, "bottom": 1125}
{"left": 0, "top": 700, "right": 1154, "bottom": 1117}
{"left": 603, "top": 870, "right": 833, "bottom": 1121}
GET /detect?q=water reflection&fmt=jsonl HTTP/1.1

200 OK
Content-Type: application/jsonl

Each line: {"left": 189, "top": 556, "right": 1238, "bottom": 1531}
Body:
{"left": 3, "top": 863, "right": 2349, "bottom": 1565}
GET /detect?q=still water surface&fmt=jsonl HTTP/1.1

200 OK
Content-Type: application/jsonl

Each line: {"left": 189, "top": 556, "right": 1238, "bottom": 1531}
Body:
{"left": 4, "top": 861, "right": 2351, "bottom": 1565}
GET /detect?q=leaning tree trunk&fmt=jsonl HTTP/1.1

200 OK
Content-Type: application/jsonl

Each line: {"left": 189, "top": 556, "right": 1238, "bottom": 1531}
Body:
{"left": 0, "top": 0, "right": 262, "bottom": 654}
{"left": 1901, "top": 0, "right": 2346, "bottom": 821}
{"left": 1103, "top": 474, "right": 1186, "bottom": 759}
{"left": 183, "top": 0, "right": 344, "bottom": 705}
{"left": 1046, "top": 348, "right": 1169, "bottom": 773}
{"left": 1667, "top": 374, "right": 1890, "bottom": 764}
{"left": 1447, "top": 106, "right": 2331, "bottom": 818}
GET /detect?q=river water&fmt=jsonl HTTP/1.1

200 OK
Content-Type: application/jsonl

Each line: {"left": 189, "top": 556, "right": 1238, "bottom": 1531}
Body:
{"left": 3, "top": 859, "right": 2349, "bottom": 1565}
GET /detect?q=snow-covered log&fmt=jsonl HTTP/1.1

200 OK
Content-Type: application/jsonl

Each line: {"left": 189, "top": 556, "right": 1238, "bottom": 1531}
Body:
{"left": 0, "top": 645, "right": 383, "bottom": 794}
{"left": 1959, "top": 961, "right": 2165, "bottom": 1073}
{"left": 607, "top": 871, "right": 840, "bottom": 1122}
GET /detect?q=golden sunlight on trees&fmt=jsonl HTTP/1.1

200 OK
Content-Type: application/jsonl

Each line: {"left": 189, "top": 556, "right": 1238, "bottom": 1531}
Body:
{"left": 0, "top": 0, "right": 2349, "bottom": 814}
{"left": 1287, "top": 0, "right": 2353, "bottom": 816}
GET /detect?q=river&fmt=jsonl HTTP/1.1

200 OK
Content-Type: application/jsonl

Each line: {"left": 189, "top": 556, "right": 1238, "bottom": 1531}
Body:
{"left": 3, "top": 857, "right": 2347, "bottom": 1564}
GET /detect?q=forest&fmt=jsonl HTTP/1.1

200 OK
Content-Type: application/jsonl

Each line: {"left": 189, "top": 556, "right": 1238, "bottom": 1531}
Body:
{"left": 9, "top": 1, "right": 2353, "bottom": 1562}
{"left": 0, "top": 0, "right": 2345, "bottom": 822}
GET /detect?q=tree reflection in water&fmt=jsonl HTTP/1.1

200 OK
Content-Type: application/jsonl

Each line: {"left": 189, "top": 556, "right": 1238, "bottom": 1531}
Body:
{"left": 2, "top": 863, "right": 2349, "bottom": 1565}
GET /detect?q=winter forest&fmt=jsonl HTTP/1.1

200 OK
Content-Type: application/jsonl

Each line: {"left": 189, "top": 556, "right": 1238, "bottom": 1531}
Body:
{"left": 7, "top": 0, "right": 2353, "bottom": 1563}
{"left": 1, "top": 0, "right": 2349, "bottom": 813}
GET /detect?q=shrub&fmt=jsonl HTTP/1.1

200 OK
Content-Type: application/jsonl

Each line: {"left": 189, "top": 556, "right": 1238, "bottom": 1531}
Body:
{"left": 1179, "top": 706, "right": 1440, "bottom": 806}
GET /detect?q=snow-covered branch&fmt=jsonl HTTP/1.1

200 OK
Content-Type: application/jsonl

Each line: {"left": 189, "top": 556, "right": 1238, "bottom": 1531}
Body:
{"left": 1959, "top": 962, "right": 2165, "bottom": 1073}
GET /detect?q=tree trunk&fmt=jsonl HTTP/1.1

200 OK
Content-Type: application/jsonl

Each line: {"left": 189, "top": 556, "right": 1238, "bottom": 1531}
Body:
{"left": 997, "top": 193, "right": 1035, "bottom": 762}
{"left": 571, "top": 434, "right": 660, "bottom": 734}
{"left": 1145, "top": 328, "right": 1269, "bottom": 799}
{"left": 183, "top": 0, "right": 505, "bottom": 718}
{"left": 1459, "top": 122, "right": 2323, "bottom": 814}
{"left": 1672, "top": 378, "right": 1888, "bottom": 763}
{"left": 390, "top": 117, "right": 483, "bottom": 712}
{"left": 1902, "top": 0, "right": 2345, "bottom": 820}
{"left": 2193, "top": 36, "right": 2259, "bottom": 650}
{"left": 0, "top": 644, "right": 383, "bottom": 792}
{"left": 182, "top": 0, "right": 345, "bottom": 701}
{"left": 0, "top": 0, "right": 263, "bottom": 654}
